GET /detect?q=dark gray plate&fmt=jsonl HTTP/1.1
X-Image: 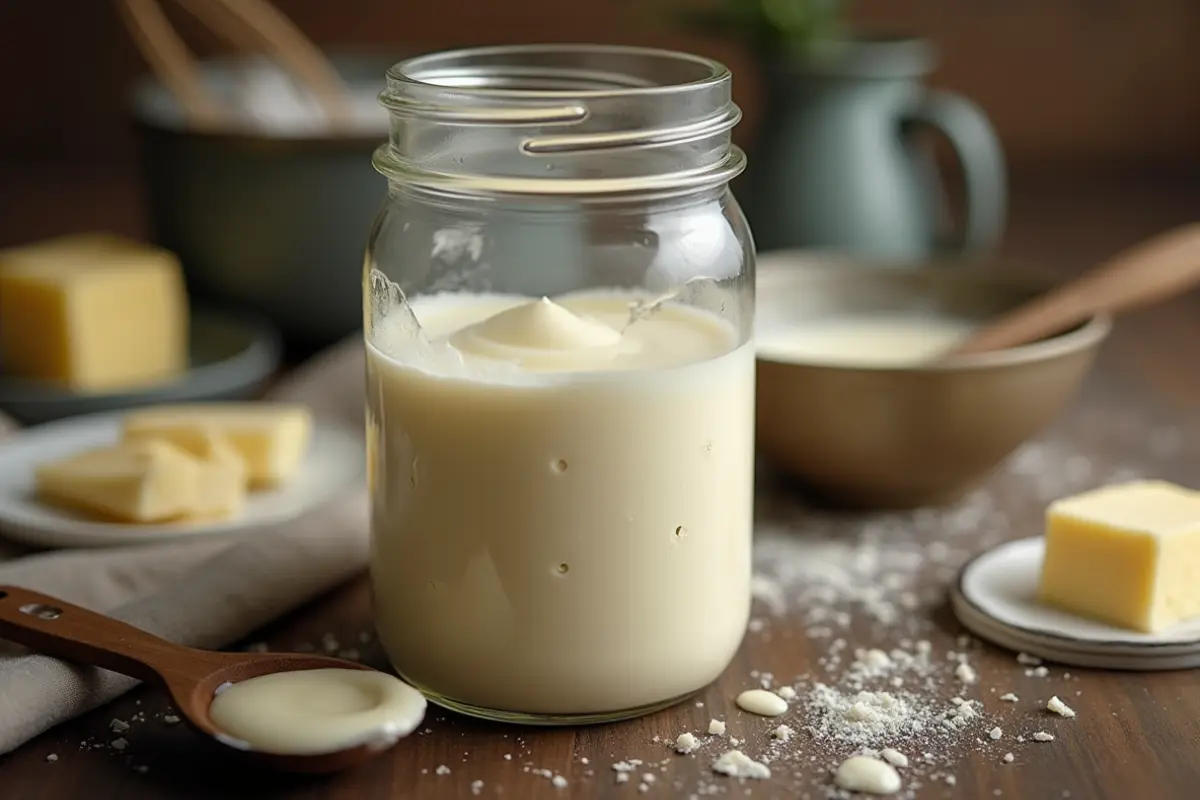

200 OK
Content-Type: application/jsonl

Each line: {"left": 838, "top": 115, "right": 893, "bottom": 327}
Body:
{"left": 0, "top": 309, "right": 282, "bottom": 426}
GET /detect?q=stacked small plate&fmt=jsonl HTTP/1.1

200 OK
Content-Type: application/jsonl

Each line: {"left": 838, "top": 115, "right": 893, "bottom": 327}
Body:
{"left": 950, "top": 537, "right": 1200, "bottom": 670}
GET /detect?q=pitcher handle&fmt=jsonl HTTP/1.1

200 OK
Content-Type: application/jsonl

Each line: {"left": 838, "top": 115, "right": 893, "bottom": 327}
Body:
{"left": 906, "top": 90, "right": 1007, "bottom": 253}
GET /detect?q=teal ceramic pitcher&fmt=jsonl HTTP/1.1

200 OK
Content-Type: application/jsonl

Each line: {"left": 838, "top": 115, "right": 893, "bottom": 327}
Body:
{"left": 738, "top": 36, "right": 1006, "bottom": 258}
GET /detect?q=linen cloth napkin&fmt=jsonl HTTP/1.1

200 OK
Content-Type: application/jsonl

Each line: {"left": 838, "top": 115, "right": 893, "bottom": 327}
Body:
{"left": 0, "top": 337, "right": 368, "bottom": 755}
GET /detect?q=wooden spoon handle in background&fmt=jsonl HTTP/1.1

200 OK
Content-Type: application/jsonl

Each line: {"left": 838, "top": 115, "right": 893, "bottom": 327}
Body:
{"left": 948, "top": 223, "right": 1200, "bottom": 356}
{"left": 178, "top": 0, "right": 353, "bottom": 130}
{"left": 0, "top": 585, "right": 225, "bottom": 685}
{"left": 117, "top": 0, "right": 352, "bottom": 131}
{"left": 117, "top": 0, "right": 228, "bottom": 128}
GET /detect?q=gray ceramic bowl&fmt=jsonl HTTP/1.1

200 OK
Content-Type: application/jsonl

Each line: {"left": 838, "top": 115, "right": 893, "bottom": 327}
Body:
{"left": 129, "top": 52, "right": 405, "bottom": 350}
{"left": 754, "top": 253, "right": 1110, "bottom": 509}
{"left": 0, "top": 309, "right": 281, "bottom": 426}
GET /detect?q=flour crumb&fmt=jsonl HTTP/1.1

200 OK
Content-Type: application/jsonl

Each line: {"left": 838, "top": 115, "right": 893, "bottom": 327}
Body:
{"left": 708, "top": 719, "right": 726, "bottom": 735}
{"left": 616, "top": 773, "right": 629, "bottom": 783}
{"left": 45, "top": 754, "right": 58, "bottom": 762}
{"left": 436, "top": 765, "right": 451, "bottom": 775}
{"left": 999, "top": 693, "right": 1019, "bottom": 703}
{"left": 880, "top": 747, "right": 908, "bottom": 768}
{"left": 712, "top": 749, "right": 771, "bottom": 779}
{"left": 162, "top": 715, "right": 181, "bottom": 725}
{"left": 581, "top": 757, "right": 589, "bottom": 764}
{"left": 470, "top": 780, "right": 484, "bottom": 795}
{"left": 1046, "top": 696, "right": 1076, "bottom": 718}
{"left": 676, "top": 732, "right": 698, "bottom": 754}
{"left": 551, "top": 775, "right": 568, "bottom": 789}
{"left": 772, "top": 724, "right": 794, "bottom": 742}
{"left": 110, "top": 738, "right": 128, "bottom": 751}
{"left": 1032, "top": 731, "right": 1055, "bottom": 742}
{"left": 834, "top": 755, "right": 902, "bottom": 795}
{"left": 863, "top": 648, "right": 892, "bottom": 669}
{"left": 778, "top": 686, "right": 797, "bottom": 700}
{"left": 946, "top": 774, "right": 958, "bottom": 786}
{"left": 989, "top": 726, "right": 1003, "bottom": 740}
{"left": 109, "top": 719, "right": 130, "bottom": 733}
{"left": 1017, "top": 652, "right": 1043, "bottom": 666}
{"left": 1003, "top": 752, "right": 1014, "bottom": 763}
{"left": 954, "top": 661, "right": 978, "bottom": 684}
{"left": 1026, "top": 666, "right": 1050, "bottom": 678}
{"left": 735, "top": 688, "right": 788, "bottom": 717}
{"left": 729, "top": 737, "right": 740, "bottom": 746}
{"left": 642, "top": 773, "right": 656, "bottom": 784}
{"left": 503, "top": 753, "right": 512, "bottom": 760}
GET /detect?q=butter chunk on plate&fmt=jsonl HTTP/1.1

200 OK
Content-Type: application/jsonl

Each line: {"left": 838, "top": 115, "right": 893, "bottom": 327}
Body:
{"left": 0, "top": 232, "right": 188, "bottom": 393}
{"left": 1039, "top": 480, "right": 1200, "bottom": 633}
{"left": 122, "top": 403, "right": 311, "bottom": 487}
{"left": 950, "top": 479, "right": 1200, "bottom": 670}
{"left": 35, "top": 439, "right": 215, "bottom": 523}
{"left": 0, "top": 410, "right": 362, "bottom": 549}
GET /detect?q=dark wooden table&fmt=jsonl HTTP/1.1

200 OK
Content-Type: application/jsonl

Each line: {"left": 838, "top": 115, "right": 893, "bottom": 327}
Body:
{"left": 2, "top": 166, "right": 1200, "bottom": 799}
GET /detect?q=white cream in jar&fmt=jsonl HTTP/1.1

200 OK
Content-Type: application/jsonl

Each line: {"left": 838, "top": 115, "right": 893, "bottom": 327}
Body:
{"left": 366, "top": 290, "right": 755, "bottom": 718}
{"left": 208, "top": 668, "right": 426, "bottom": 755}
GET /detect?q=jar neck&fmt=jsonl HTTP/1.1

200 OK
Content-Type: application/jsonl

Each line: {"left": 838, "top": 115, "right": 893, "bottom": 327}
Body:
{"left": 373, "top": 44, "right": 745, "bottom": 198}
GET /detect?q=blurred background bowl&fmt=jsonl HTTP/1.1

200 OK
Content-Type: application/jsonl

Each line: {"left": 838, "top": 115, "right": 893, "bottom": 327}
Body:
{"left": 754, "top": 253, "right": 1111, "bottom": 509}
{"left": 129, "top": 52, "right": 405, "bottom": 353}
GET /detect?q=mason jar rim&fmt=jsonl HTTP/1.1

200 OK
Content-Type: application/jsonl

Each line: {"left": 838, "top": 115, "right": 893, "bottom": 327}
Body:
{"left": 383, "top": 43, "right": 731, "bottom": 101}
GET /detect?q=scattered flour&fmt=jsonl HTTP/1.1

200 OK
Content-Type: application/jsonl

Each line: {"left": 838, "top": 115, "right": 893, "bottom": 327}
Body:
{"left": 712, "top": 749, "right": 771, "bottom": 779}
{"left": 1047, "top": 696, "right": 1076, "bottom": 718}
{"left": 675, "top": 733, "right": 698, "bottom": 754}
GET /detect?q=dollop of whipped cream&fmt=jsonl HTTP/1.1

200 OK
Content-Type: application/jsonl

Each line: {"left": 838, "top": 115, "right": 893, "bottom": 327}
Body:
{"left": 447, "top": 297, "right": 630, "bottom": 370}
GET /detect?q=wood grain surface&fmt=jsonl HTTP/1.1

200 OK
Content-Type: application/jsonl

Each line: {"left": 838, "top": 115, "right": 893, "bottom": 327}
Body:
{"left": 1, "top": 169, "right": 1200, "bottom": 799}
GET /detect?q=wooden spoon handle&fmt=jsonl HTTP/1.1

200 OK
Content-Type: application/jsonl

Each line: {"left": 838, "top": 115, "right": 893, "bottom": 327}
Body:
{"left": 0, "top": 585, "right": 224, "bottom": 684}
{"left": 950, "top": 223, "right": 1200, "bottom": 356}
{"left": 116, "top": 0, "right": 227, "bottom": 128}
{"left": 179, "top": 0, "right": 353, "bottom": 129}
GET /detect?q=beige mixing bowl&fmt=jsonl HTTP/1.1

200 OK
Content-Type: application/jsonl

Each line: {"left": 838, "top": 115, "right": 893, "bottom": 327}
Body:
{"left": 754, "top": 254, "right": 1111, "bottom": 509}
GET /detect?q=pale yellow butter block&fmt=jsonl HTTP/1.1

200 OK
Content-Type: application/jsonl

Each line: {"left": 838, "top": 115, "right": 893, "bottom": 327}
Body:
{"left": 1038, "top": 480, "right": 1200, "bottom": 633}
{"left": 126, "top": 429, "right": 248, "bottom": 519}
{"left": 35, "top": 440, "right": 203, "bottom": 523}
{"left": 0, "top": 232, "right": 189, "bottom": 392}
{"left": 122, "top": 403, "right": 312, "bottom": 487}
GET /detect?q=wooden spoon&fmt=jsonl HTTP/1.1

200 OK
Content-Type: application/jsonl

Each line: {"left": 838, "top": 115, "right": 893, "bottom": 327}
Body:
{"left": 0, "top": 585, "right": 391, "bottom": 773}
{"left": 118, "top": 0, "right": 353, "bottom": 131}
{"left": 946, "top": 223, "right": 1200, "bottom": 357}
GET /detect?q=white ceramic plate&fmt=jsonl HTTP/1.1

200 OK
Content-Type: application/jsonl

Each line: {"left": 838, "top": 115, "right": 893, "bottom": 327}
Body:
{"left": 0, "top": 411, "right": 364, "bottom": 549}
{"left": 950, "top": 537, "right": 1200, "bottom": 670}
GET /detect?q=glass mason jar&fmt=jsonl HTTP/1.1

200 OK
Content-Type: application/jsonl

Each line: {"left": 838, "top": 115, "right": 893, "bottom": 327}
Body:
{"left": 364, "top": 44, "right": 755, "bottom": 724}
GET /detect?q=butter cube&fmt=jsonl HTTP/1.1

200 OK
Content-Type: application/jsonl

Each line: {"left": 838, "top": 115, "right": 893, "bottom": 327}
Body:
{"left": 35, "top": 440, "right": 203, "bottom": 523}
{"left": 1038, "top": 480, "right": 1200, "bottom": 632}
{"left": 0, "top": 233, "right": 188, "bottom": 392}
{"left": 126, "top": 429, "right": 248, "bottom": 519}
{"left": 122, "top": 403, "right": 312, "bottom": 486}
